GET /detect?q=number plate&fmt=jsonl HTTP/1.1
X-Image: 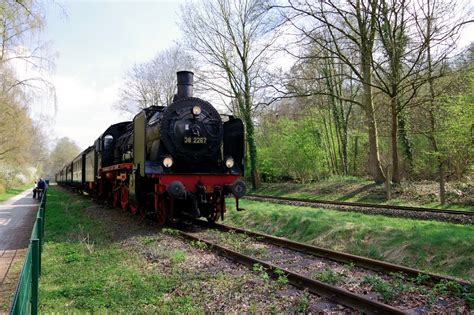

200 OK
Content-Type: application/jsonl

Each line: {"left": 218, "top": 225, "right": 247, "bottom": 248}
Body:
{"left": 184, "top": 137, "right": 207, "bottom": 144}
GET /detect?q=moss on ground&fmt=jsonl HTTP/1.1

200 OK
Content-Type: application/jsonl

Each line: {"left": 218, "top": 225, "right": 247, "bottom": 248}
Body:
{"left": 226, "top": 199, "right": 474, "bottom": 280}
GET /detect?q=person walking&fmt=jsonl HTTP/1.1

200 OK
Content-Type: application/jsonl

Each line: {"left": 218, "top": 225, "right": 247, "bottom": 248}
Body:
{"left": 36, "top": 178, "right": 46, "bottom": 200}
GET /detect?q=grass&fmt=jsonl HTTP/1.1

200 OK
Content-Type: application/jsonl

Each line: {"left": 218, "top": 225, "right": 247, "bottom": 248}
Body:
{"left": 312, "top": 269, "right": 345, "bottom": 285}
{"left": 0, "top": 185, "right": 31, "bottom": 202}
{"left": 40, "top": 187, "right": 333, "bottom": 313}
{"left": 39, "top": 186, "right": 201, "bottom": 313}
{"left": 226, "top": 199, "right": 474, "bottom": 280}
{"left": 251, "top": 179, "right": 474, "bottom": 212}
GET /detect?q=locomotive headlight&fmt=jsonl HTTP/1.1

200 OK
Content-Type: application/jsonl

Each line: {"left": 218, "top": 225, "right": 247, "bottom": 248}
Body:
{"left": 163, "top": 156, "right": 173, "bottom": 168}
{"left": 192, "top": 105, "right": 201, "bottom": 116}
{"left": 225, "top": 157, "right": 234, "bottom": 168}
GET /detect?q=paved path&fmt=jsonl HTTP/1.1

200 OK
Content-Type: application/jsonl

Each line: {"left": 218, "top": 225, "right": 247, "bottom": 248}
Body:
{"left": 0, "top": 190, "right": 39, "bottom": 312}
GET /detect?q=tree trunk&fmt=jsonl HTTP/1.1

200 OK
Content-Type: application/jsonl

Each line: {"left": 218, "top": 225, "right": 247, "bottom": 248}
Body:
{"left": 353, "top": 135, "right": 359, "bottom": 174}
{"left": 366, "top": 107, "right": 385, "bottom": 183}
{"left": 397, "top": 109, "right": 413, "bottom": 162}
{"left": 361, "top": 44, "right": 385, "bottom": 183}
{"left": 362, "top": 79, "right": 385, "bottom": 183}
{"left": 243, "top": 112, "right": 259, "bottom": 189}
{"left": 439, "top": 160, "right": 446, "bottom": 205}
{"left": 391, "top": 95, "right": 401, "bottom": 184}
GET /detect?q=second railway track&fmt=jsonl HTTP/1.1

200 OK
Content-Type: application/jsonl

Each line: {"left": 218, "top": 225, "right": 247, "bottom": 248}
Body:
{"left": 174, "top": 220, "right": 471, "bottom": 314}
{"left": 245, "top": 194, "right": 474, "bottom": 225}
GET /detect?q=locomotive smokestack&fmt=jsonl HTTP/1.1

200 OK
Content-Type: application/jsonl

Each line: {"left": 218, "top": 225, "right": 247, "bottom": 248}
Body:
{"left": 176, "top": 71, "right": 194, "bottom": 100}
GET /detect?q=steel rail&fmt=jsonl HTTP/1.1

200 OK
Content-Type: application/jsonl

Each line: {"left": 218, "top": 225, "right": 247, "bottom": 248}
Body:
{"left": 246, "top": 194, "right": 474, "bottom": 217}
{"left": 178, "top": 229, "right": 408, "bottom": 315}
{"left": 194, "top": 220, "right": 470, "bottom": 287}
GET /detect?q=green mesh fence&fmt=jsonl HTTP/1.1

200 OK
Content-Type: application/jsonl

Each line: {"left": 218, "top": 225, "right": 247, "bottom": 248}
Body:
{"left": 9, "top": 190, "right": 46, "bottom": 315}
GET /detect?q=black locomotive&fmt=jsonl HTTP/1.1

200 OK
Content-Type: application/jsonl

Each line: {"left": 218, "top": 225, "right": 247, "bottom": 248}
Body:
{"left": 57, "top": 71, "right": 246, "bottom": 224}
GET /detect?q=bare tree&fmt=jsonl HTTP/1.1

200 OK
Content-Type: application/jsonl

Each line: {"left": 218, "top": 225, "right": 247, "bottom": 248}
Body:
{"left": 0, "top": 0, "right": 55, "bottom": 98}
{"left": 116, "top": 44, "right": 193, "bottom": 115}
{"left": 180, "top": 0, "right": 280, "bottom": 189}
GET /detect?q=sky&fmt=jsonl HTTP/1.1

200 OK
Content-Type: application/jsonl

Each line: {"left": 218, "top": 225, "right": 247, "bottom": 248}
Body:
{"left": 34, "top": 0, "right": 186, "bottom": 150}
{"left": 28, "top": 0, "right": 473, "bottom": 151}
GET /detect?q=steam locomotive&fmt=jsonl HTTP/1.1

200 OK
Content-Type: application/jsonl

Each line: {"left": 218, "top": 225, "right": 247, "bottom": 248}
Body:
{"left": 56, "top": 71, "right": 246, "bottom": 224}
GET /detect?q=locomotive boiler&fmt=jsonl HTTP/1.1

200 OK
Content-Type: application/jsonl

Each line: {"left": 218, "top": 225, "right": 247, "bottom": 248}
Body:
{"left": 57, "top": 71, "right": 246, "bottom": 224}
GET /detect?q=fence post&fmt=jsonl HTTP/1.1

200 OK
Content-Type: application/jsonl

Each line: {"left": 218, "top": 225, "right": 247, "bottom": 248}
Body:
{"left": 37, "top": 216, "right": 43, "bottom": 277}
{"left": 31, "top": 239, "right": 40, "bottom": 315}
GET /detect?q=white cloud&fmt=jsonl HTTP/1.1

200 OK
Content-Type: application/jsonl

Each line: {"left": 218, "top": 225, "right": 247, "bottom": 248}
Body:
{"left": 51, "top": 75, "right": 128, "bottom": 150}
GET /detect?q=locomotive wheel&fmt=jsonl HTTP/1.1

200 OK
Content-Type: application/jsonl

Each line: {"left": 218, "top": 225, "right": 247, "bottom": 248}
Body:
{"left": 207, "top": 196, "right": 222, "bottom": 223}
{"left": 139, "top": 206, "right": 146, "bottom": 221}
{"left": 206, "top": 211, "right": 218, "bottom": 224}
{"left": 130, "top": 200, "right": 139, "bottom": 215}
{"left": 156, "top": 194, "right": 168, "bottom": 226}
{"left": 120, "top": 186, "right": 129, "bottom": 210}
{"left": 112, "top": 189, "right": 120, "bottom": 208}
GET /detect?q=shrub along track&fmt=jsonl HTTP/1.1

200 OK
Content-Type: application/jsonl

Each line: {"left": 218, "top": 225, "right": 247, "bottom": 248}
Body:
{"left": 246, "top": 194, "right": 474, "bottom": 225}
{"left": 173, "top": 220, "right": 472, "bottom": 314}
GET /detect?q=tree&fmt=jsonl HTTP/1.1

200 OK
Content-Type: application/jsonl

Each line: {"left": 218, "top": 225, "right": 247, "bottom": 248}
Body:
{"left": 116, "top": 44, "right": 193, "bottom": 115}
{"left": 413, "top": 0, "right": 471, "bottom": 204}
{"left": 0, "top": 95, "right": 32, "bottom": 162}
{"left": 286, "top": 46, "right": 357, "bottom": 176}
{"left": 180, "top": 0, "right": 279, "bottom": 189}
{"left": 281, "top": 0, "right": 386, "bottom": 183}
{"left": 47, "top": 137, "right": 81, "bottom": 178}
{"left": 0, "top": 0, "right": 54, "bottom": 97}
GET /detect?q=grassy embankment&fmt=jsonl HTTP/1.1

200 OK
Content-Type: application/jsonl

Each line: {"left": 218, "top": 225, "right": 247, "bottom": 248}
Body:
{"left": 251, "top": 177, "right": 474, "bottom": 211}
{"left": 39, "top": 186, "right": 200, "bottom": 313}
{"left": 226, "top": 199, "right": 474, "bottom": 280}
{"left": 0, "top": 186, "right": 31, "bottom": 202}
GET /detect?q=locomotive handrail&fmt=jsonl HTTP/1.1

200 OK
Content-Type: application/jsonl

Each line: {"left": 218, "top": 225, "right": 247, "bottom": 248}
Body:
{"left": 9, "top": 189, "right": 47, "bottom": 315}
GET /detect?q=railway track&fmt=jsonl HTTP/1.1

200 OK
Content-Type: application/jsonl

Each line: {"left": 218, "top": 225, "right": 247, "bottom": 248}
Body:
{"left": 174, "top": 220, "right": 470, "bottom": 314}
{"left": 245, "top": 194, "right": 474, "bottom": 225}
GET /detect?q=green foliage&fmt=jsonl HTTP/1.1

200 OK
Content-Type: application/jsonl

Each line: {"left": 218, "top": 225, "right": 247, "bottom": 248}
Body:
{"left": 170, "top": 250, "right": 187, "bottom": 264}
{"left": 189, "top": 240, "right": 207, "bottom": 249}
{"left": 463, "top": 283, "right": 474, "bottom": 308}
{"left": 296, "top": 291, "right": 310, "bottom": 313}
{"left": 47, "top": 137, "right": 81, "bottom": 179}
{"left": 0, "top": 1, "right": 52, "bottom": 185}
{"left": 252, "top": 263, "right": 270, "bottom": 282}
{"left": 433, "top": 280, "right": 463, "bottom": 297}
{"left": 312, "top": 269, "right": 344, "bottom": 285}
{"left": 257, "top": 115, "right": 331, "bottom": 183}
{"left": 162, "top": 227, "right": 180, "bottom": 236}
{"left": 256, "top": 50, "right": 474, "bottom": 184}
{"left": 362, "top": 275, "right": 408, "bottom": 302}
{"left": 274, "top": 268, "right": 289, "bottom": 285}
{"left": 412, "top": 273, "right": 430, "bottom": 285}
{"left": 0, "top": 186, "right": 30, "bottom": 201}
